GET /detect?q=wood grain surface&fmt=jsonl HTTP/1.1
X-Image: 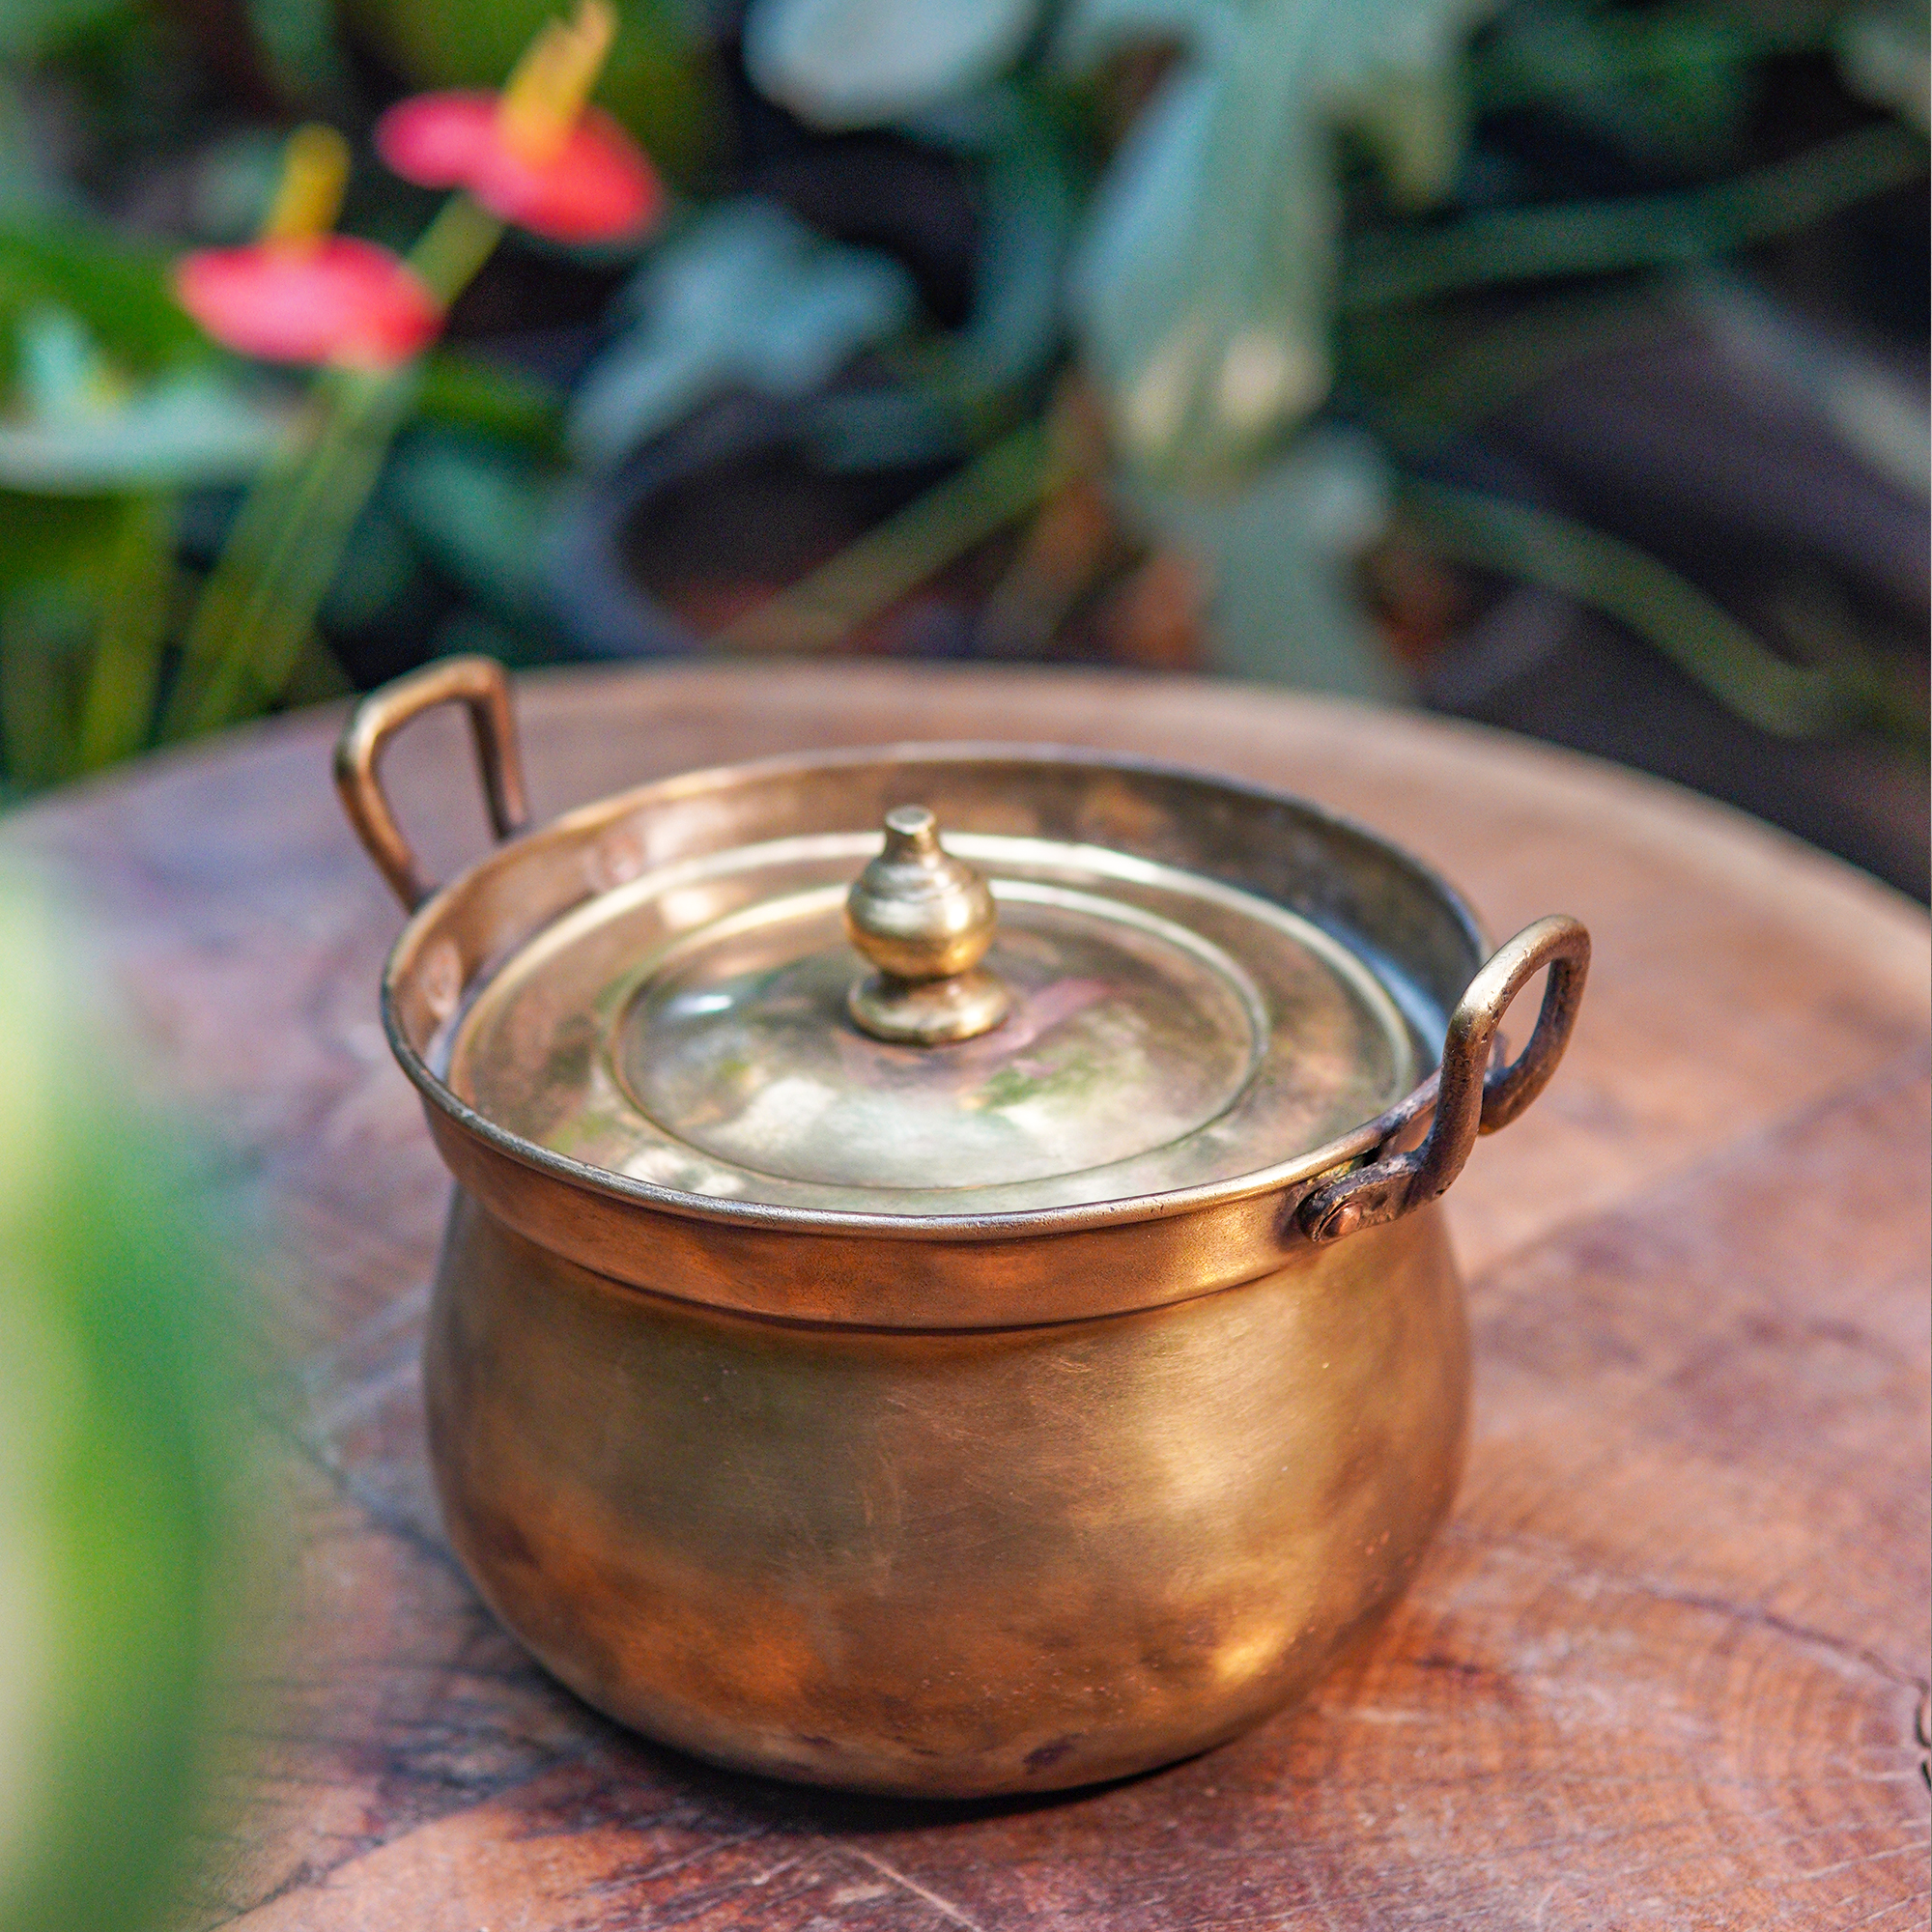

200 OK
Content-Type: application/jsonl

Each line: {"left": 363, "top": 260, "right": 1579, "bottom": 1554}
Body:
{"left": 11, "top": 663, "right": 1927, "bottom": 1931}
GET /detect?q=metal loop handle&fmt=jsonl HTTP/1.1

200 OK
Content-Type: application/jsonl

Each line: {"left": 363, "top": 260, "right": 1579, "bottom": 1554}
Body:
{"left": 333, "top": 655, "right": 529, "bottom": 912}
{"left": 1299, "top": 914, "right": 1591, "bottom": 1244}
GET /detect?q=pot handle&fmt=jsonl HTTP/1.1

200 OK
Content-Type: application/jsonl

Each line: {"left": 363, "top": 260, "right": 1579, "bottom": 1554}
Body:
{"left": 1299, "top": 915, "right": 1591, "bottom": 1244}
{"left": 333, "top": 655, "right": 528, "bottom": 912}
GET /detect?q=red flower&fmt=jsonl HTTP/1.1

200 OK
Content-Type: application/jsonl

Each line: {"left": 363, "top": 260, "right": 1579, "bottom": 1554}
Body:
{"left": 375, "top": 91, "right": 662, "bottom": 244}
{"left": 173, "top": 238, "right": 443, "bottom": 369}
{"left": 374, "top": 0, "right": 662, "bottom": 246}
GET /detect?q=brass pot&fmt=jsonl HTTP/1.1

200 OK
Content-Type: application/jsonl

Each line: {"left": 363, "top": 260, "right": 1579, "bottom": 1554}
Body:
{"left": 335, "top": 658, "right": 1590, "bottom": 1798}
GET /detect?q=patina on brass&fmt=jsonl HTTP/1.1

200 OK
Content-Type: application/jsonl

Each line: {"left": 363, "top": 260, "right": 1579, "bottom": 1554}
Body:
{"left": 335, "top": 656, "right": 1592, "bottom": 1799}
{"left": 844, "top": 805, "right": 1011, "bottom": 1044}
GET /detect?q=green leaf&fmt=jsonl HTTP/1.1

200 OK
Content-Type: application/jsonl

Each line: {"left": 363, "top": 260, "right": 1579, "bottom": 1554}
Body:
{"left": 0, "top": 219, "right": 201, "bottom": 374}
{"left": 0, "top": 489, "right": 176, "bottom": 782}
{"left": 73, "top": 495, "right": 174, "bottom": 771}
{"left": 415, "top": 350, "right": 563, "bottom": 453}
{"left": 1063, "top": 0, "right": 1496, "bottom": 485}
{"left": 0, "top": 73, "right": 73, "bottom": 222}
{"left": 809, "top": 88, "right": 1076, "bottom": 469}
{"left": 1340, "top": 122, "right": 1929, "bottom": 311}
{"left": 0, "top": 371, "right": 281, "bottom": 495}
{"left": 0, "top": 485, "right": 120, "bottom": 587}
{"left": 1468, "top": 0, "right": 1821, "bottom": 161}
{"left": 0, "top": 878, "right": 232, "bottom": 1932}
{"left": 14, "top": 304, "right": 101, "bottom": 415}
{"left": 1837, "top": 0, "right": 1930, "bottom": 132}
{"left": 0, "top": 307, "right": 280, "bottom": 495}
{"left": 567, "top": 200, "right": 919, "bottom": 468}
{"left": 1400, "top": 479, "right": 1853, "bottom": 738}
{"left": 1051, "top": 0, "right": 1221, "bottom": 71}
{"left": 242, "top": 0, "right": 347, "bottom": 105}
{"left": 0, "top": 579, "right": 84, "bottom": 787}
{"left": 1068, "top": 47, "right": 1335, "bottom": 483}
{"left": 385, "top": 433, "right": 554, "bottom": 632}
{"left": 1129, "top": 429, "right": 1403, "bottom": 696}
{"left": 1340, "top": 281, "right": 1670, "bottom": 440}
{"left": 932, "top": 92, "right": 1073, "bottom": 402}
{"left": 316, "top": 497, "right": 423, "bottom": 636}
{"left": 185, "top": 133, "right": 285, "bottom": 245}
{"left": 744, "top": 0, "right": 1042, "bottom": 129}
{"left": 714, "top": 418, "right": 1056, "bottom": 651}
{"left": 168, "top": 365, "right": 414, "bottom": 737}
{"left": 1340, "top": 64, "right": 1469, "bottom": 210}
{"left": 0, "top": 0, "right": 132, "bottom": 60}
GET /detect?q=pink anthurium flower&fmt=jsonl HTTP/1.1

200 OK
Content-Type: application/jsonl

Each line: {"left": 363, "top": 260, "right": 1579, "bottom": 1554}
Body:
{"left": 173, "top": 127, "right": 443, "bottom": 369}
{"left": 374, "top": 0, "right": 664, "bottom": 245}
{"left": 174, "top": 238, "right": 442, "bottom": 369}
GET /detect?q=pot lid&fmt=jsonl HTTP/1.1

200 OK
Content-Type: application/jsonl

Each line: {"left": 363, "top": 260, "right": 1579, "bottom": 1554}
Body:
{"left": 442, "top": 805, "right": 1420, "bottom": 1216}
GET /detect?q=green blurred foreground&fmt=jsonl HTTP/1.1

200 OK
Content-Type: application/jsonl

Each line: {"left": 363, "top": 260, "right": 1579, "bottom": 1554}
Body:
{"left": 0, "top": 875, "right": 231, "bottom": 1932}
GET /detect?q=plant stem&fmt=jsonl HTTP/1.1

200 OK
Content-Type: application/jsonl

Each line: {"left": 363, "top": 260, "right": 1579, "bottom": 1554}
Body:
{"left": 1465, "top": 10, "right": 1831, "bottom": 119}
{"left": 1400, "top": 478, "right": 1851, "bottom": 738}
{"left": 1342, "top": 123, "right": 1926, "bottom": 311}
{"left": 163, "top": 377, "right": 352, "bottom": 736}
{"left": 0, "top": 588, "right": 77, "bottom": 790}
{"left": 177, "top": 369, "right": 412, "bottom": 734}
{"left": 712, "top": 423, "right": 1064, "bottom": 653}
{"left": 169, "top": 195, "right": 507, "bottom": 744}
{"left": 75, "top": 495, "right": 175, "bottom": 771}
{"left": 409, "top": 195, "right": 505, "bottom": 307}
{"left": 168, "top": 385, "right": 331, "bottom": 700}
{"left": 1345, "top": 283, "right": 1669, "bottom": 436}
{"left": 211, "top": 387, "right": 407, "bottom": 709}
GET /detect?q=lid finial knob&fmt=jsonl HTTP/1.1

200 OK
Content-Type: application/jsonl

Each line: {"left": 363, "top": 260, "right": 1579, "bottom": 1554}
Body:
{"left": 845, "top": 807, "right": 1011, "bottom": 1044}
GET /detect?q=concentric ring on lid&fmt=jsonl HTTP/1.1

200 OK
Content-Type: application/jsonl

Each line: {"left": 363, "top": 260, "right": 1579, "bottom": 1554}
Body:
{"left": 445, "top": 828, "right": 1418, "bottom": 1216}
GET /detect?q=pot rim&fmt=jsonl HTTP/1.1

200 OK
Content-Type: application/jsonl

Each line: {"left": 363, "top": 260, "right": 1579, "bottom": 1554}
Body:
{"left": 380, "top": 740, "right": 1491, "bottom": 1244}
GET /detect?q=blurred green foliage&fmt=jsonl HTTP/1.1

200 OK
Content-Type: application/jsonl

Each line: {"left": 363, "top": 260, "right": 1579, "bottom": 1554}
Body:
{"left": 0, "top": 220, "right": 280, "bottom": 786}
{"left": 723, "top": 0, "right": 1927, "bottom": 698}
{"left": 0, "top": 0, "right": 128, "bottom": 62}
{"left": 0, "top": 200, "right": 565, "bottom": 789}
{"left": 0, "top": 874, "right": 232, "bottom": 1932}
{"left": 0, "top": 0, "right": 1919, "bottom": 773}
{"left": 0, "top": 220, "right": 202, "bottom": 372}
{"left": 568, "top": 199, "right": 921, "bottom": 467}
{"left": 0, "top": 15, "right": 1917, "bottom": 1907}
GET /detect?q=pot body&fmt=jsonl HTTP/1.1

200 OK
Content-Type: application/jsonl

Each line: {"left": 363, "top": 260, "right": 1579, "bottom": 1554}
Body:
{"left": 333, "top": 678, "right": 1589, "bottom": 1797}
{"left": 424, "top": 1187, "right": 1469, "bottom": 1798}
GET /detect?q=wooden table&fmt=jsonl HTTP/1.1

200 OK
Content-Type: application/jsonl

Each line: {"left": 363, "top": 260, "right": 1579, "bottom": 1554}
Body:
{"left": 15, "top": 664, "right": 1927, "bottom": 1931}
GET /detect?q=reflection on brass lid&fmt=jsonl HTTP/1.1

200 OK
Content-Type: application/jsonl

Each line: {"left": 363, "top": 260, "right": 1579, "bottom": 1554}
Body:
{"left": 444, "top": 829, "right": 1421, "bottom": 1216}
{"left": 845, "top": 807, "right": 1011, "bottom": 1045}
